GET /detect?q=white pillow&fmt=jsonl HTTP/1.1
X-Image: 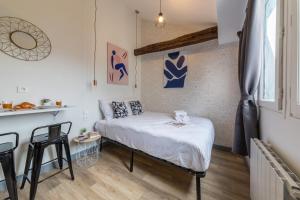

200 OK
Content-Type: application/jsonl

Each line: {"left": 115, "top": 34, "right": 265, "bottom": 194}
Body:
{"left": 99, "top": 100, "right": 114, "bottom": 120}
{"left": 125, "top": 101, "right": 133, "bottom": 116}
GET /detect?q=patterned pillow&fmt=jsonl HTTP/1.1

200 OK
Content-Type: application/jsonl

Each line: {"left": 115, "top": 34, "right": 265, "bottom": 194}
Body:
{"left": 112, "top": 101, "right": 128, "bottom": 118}
{"left": 129, "top": 101, "right": 143, "bottom": 115}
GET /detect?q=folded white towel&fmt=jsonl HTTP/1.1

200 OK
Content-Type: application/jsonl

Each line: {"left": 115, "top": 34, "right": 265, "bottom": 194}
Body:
{"left": 175, "top": 115, "right": 190, "bottom": 123}
{"left": 174, "top": 110, "right": 187, "bottom": 116}
{"left": 173, "top": 110, "right": 190, "bottom": 123}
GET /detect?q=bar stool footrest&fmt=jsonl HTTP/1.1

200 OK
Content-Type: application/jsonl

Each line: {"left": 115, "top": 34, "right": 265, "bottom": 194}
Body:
{"left": 22, "top": 157, "right": 72, "bottom": 185}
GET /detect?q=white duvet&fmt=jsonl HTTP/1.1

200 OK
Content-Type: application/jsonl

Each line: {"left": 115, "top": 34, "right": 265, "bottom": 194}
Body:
{"left": 94, "top": 112, "right": 215, "bottom": 172}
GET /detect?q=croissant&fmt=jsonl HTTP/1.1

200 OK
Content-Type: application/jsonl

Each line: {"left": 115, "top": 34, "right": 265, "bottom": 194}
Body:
{"left": 14, "top": 102, "right": 36, "bottom": 110}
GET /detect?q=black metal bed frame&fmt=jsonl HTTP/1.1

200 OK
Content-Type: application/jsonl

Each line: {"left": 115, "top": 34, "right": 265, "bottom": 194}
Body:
{"left": 100, "top": 136, "right": 206, "bottom": 200}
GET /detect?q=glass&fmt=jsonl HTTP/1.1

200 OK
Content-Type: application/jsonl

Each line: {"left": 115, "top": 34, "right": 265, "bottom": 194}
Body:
{"left": 2, "top": 101, "right": 13, "bottom": 110}
{"left": 56, "top": 100, "right": 62, "bottom": 107}
{"left": 262, "top": 0, "right": 277, "bottom": 101}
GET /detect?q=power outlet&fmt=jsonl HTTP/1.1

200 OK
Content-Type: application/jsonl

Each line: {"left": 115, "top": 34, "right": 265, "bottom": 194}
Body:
{"left": 83, "top": 111, "right": 88, "bottom": 121}
{"left": 17, "top": 86, "right": 29, "bottom": 93}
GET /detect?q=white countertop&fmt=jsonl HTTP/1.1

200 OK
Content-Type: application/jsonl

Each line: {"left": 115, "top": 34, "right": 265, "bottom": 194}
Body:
{"left": 0, "top": 106, "right": 73, "bottom": 117}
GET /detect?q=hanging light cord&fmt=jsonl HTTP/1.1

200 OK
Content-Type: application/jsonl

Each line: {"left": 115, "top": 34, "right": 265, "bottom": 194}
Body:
{"left": 160, "top": 0, "right": 162, "bottom": 13}
{"left": 134, "top": 10, "right": 139, "bottom": 88}
{"left": 93, "top": 0, "right": 98, "bottom": 85}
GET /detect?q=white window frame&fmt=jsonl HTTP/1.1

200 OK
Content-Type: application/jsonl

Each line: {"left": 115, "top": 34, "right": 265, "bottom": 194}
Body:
{"left": 289, "top": 0, "right": 300, "bottom": 118}
{"left": 259, "top": 0, "right": 284, "bottom": 112}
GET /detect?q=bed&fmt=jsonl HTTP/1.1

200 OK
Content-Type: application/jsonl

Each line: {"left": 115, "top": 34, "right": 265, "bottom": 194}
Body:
{"left": 94, "top": 111, "right": 215, "bottom": 200}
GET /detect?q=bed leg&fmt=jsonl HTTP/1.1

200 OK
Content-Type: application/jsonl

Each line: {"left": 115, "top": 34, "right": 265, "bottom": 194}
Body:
{"left": 130, "top": 151, "right": 134, "bottom": 172}
{"left": 99, "top": 137, "right": 103, "bottom": 152}
{"left": 196, "top": 174, "right": 201, "bottom": 200}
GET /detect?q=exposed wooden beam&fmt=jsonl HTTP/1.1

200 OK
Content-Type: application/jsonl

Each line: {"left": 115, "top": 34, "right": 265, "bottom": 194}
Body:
{"left": 134, "top": 26, "right": 218, "bottom": 56}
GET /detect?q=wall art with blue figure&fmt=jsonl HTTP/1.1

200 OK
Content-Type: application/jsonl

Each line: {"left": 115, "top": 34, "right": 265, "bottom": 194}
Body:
{"left": 164, "top": 51, "right": 187, "bottom": 88}
{"left": 107, "top": 42, "right": 129, "bottom": 85}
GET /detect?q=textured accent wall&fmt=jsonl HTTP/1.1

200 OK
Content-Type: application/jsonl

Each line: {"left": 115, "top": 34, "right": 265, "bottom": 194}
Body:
{"left": 141, "top": 26, "right": 240, "bottom": 147}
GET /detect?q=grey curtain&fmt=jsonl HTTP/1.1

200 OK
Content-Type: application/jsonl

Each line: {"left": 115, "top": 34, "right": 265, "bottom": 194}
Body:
{"left": 233, "top": 0, "right": 264, "bottom": 156}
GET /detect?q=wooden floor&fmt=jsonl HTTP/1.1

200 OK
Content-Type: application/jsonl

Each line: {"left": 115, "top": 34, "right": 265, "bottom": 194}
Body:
{"left": 0, "top": 144, "right": 250, "bottom": 200}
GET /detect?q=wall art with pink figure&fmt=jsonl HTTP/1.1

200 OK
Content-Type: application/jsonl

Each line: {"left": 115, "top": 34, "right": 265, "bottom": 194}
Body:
{"left": 107, "top": 42, "right": 129, "bottom": 85}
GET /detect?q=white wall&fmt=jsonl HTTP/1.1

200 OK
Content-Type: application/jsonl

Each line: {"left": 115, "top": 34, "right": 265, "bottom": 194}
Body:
{"left": 260, "top": 109, "right": 300, "bottom": 176}
{"left": 216, "top": 0, "right": 247, "bottom": 44}
{"left": 140, "top": 21, "right": 240, "bottom": 147}
{"left": 0, "top": 0, "right": 141, "bottom": 178}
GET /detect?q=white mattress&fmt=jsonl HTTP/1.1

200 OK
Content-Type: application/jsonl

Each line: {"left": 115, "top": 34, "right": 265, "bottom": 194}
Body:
{"left": 94, "top": 112, "right": 215, "bottom": 172}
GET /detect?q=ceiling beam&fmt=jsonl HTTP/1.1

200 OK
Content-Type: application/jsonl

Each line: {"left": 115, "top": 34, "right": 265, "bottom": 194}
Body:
{"left": 134, "top": 26, "right": 218, "bottom": 56}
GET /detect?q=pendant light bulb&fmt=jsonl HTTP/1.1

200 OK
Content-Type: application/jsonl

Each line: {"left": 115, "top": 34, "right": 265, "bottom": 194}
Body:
{"left": 158, "top": 13, "right": 164, "bottom": 23}
{"left": 156, "top": 0, "right": 165, "bottom": 27}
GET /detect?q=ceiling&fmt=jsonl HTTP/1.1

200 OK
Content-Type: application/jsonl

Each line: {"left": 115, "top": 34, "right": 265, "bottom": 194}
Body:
{"left": 216, "top": 0, "right": 247, "bottom": 44}
{"left": 123, "top": 0, "right": 218, "bottom": 26}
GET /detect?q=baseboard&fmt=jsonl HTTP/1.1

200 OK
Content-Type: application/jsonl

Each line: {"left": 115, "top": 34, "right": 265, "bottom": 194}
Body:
{"left": 243, "top": 156, "right": 250, "bottom": 171}
{"left": 213, "top": 144, "right": 232, "bottom": 152}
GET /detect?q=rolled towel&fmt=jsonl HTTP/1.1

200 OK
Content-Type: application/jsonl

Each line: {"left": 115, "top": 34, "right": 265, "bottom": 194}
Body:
{"left": 174, "top": 110, "right": 187, "bottom": 116}
{"left": 175, "top": 115, "right": 190, "bottom": 123}
{"left": 173, "top": 110, "right": 190, "bottom": 123}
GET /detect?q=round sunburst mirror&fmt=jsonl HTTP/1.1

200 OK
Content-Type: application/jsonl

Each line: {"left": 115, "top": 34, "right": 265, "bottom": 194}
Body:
{"left": 0, "top": 17, "right": 51, "bottom": 61}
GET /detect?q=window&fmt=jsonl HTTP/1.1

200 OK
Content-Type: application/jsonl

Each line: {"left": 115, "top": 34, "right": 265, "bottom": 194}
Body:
{"left": 290, "top": 0, "right": 300, "bottom": 117}
{"left": 259, "top": 0, "right": 284, "bottom": 111}
{"left": 263, "top": 0, "right": 277, "bottom": 101}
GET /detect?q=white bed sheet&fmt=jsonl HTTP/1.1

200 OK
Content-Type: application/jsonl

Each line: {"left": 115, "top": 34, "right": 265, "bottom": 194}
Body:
{"left": 94, "top": 112, "right": 215, "bottom": 172}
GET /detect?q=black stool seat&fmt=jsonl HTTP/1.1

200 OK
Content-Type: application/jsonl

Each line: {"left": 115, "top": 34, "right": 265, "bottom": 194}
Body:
{"left": 20, "top": 121, "right": 74, "bottom": 200}
{"left": 0, "top": 132, "right": 19, "bottom": 200}
{"left": 31, "top": 132, "right": 68, "bottom": 143}
{"left": 0, "top": 142, "right": 14, "bottom": 154}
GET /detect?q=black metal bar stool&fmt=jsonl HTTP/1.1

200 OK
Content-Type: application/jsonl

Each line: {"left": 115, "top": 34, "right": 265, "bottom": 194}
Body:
{"left": 20, "top": 122, "right": 74, "bottom": 200}
{"left": 0, "top": 132, "right": 19, "bottom": 200}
